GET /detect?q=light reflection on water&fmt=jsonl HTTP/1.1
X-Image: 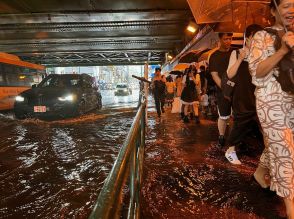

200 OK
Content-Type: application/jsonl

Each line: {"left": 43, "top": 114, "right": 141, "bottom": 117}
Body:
{"left": 0, "top": 100, "right": 137, "bottom": 218}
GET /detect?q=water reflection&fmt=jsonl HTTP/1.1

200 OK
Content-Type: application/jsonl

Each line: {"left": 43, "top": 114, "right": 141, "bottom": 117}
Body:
{"left": 142, "top": 111, "right": 285, "bottom": 219}
{"left": 0, "top": 94, "right": 137, "bottom": 218}
{"left": 102, "top": 89, "right": 139, "bottom": 107}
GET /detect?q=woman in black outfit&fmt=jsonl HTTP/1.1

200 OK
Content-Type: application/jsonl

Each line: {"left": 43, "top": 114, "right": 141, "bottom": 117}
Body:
{"left": 181, "top": 65, "right": 200, "bottom": 123}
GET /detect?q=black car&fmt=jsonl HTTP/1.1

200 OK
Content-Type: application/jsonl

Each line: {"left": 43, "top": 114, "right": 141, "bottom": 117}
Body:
{"left": 14, "top": 74, "right": 102, "bottom": 119}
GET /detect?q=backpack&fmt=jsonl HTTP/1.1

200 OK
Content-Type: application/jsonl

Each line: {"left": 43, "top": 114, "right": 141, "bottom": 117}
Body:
{"left": 264, "top": 28, "right": 294, "bottom": 95}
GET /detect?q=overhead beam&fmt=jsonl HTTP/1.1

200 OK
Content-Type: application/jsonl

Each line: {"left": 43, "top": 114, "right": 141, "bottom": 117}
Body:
{"left": 99, "top": 54, "right": 111, "bottom": 62}
{"left": 124, "top": 53, "right": 131, "bottom": 62}
{"left": 0, "top": 11, "right": 190, "bottom": 25}
{"left": 0, "top": 35, "right": 181, "bottom": 44}
{"left": 43, "top": 60, "right": 163, "bottom": 67}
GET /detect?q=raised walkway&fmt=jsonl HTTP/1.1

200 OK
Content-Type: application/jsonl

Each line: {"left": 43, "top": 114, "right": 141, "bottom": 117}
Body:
{"left": 141, "top": 107, "right": 285, "bottom": 219}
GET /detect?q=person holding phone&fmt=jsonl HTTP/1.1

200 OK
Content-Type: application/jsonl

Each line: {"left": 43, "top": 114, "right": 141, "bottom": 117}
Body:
{"left": 224, "top": 24, "right": 263, "bottom": 165}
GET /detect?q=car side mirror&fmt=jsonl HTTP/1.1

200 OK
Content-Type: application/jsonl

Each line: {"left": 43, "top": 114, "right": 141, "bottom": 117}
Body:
{"left": 32, "top": 84, "right": 37, "bottom": 88}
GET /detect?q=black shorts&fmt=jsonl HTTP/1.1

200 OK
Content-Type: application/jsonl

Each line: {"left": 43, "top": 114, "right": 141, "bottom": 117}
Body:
{"left": 217, "top": 92, "right": 231, "bottom": 119}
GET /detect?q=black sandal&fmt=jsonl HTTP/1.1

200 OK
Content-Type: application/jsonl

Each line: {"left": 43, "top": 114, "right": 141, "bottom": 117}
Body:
{"left": 251, "top": 175, "right": 276, "bottom": 196}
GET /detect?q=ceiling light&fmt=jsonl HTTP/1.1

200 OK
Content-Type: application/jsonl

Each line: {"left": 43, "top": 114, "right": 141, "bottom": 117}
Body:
{"left": 187, "top": 22, "right": 198, "bottom": 33}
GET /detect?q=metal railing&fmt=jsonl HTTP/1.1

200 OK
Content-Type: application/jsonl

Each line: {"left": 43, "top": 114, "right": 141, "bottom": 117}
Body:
{"left": 88, "top": 100, "right": 146, "bottom": 219}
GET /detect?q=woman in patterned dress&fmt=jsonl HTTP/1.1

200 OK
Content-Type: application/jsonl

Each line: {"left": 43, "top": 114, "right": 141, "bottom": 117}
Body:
{"left": 248, "top": 0, "right": 294, "bottom": 217}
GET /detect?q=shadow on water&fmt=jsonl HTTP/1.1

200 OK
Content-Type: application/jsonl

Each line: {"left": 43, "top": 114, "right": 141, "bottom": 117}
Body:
{"left": 0, "top": 104, "right": 137, "bottom": 218}
{"left": 141, "top": 110, "right": 286, "bottom": 219}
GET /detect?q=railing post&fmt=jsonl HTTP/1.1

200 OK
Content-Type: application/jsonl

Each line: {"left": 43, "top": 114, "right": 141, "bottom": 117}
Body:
{"left": 127, "top": 140, "right": 136, "bottom": 219}
{"left": 88, "top": 102, "right": 146, "bottom": 219}
{"left": 135, "top": 104, "right": 146, "bottom": 218}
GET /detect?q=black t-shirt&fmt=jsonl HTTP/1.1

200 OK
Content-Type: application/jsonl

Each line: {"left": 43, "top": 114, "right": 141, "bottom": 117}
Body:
{"left": 231, "top": 58, "right": 256, "bottom": 119}
{"left": 209, "top": 49, "right": 232, "bottom": 93}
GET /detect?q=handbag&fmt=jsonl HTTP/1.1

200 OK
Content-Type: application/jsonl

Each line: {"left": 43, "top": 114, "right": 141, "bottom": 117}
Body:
{"left": 171, "top": 97, "right": 182, "bottom": 113}
{"left": 264, "top": 28, "right": 294, "bottom": 95}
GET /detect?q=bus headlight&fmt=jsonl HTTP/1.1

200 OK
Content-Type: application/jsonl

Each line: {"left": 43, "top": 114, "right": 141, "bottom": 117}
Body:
{"left": 15, "top": 96, "right": 25, "bottom": 102}
{"left": 58, "top": 94, "right": 74, "bottom": 102}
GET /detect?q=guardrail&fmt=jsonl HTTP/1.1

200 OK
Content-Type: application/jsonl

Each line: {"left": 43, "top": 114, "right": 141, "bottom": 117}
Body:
{"left": 88, "top": 100, "right": 146, "bottom": 219}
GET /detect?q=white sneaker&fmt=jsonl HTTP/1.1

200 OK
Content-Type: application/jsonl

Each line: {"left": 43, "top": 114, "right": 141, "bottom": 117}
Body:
{"left": 225, "top": 149, "right": 241, "bottom": 165}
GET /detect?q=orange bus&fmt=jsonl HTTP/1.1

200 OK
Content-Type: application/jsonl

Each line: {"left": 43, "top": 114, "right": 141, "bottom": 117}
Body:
{"left": 0, "top": 52, "right": 46, "bottom": 110}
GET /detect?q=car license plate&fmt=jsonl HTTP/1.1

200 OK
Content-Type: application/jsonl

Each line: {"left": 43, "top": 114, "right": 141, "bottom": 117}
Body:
{"left": 34, "top": 106, "right": 46, "bottom": 112}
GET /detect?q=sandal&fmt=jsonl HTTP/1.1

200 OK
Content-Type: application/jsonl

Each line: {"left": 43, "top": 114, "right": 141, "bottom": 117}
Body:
{"left": 251, "top": 175, "right": 276, "bottom": 196}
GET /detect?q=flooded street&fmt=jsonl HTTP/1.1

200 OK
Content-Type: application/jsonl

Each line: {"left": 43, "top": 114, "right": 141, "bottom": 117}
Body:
{"left": 142, "top": 110, "right": 286, "bottom": 219}
{"left": 0, "top": 89, "right": 286, "bottom": 219}
{"left": 0, "top": 90, "right": 139, "bottom": 219}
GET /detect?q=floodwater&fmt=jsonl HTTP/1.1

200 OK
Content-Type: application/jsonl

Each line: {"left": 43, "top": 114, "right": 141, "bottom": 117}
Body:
{"left": 141, "top": 110, "right": 286, "bottom": 219}
{"left": 0, "top": 90, "right": 139, "bottom": 219}
{"left": 0, "top": 88, "right": 286, "bottom": 219}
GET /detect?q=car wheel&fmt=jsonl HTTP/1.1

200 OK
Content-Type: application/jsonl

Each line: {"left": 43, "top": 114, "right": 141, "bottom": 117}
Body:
{"left": 14, "top": 111, "right": 26, "bottom": 120}
{"left": 77, "top": 100, "right": 87, "bottom": 115}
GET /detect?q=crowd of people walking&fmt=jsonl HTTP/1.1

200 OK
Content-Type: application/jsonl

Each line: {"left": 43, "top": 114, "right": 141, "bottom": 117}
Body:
{"left": 151, "top": 0, "right": 293, "bottom": 217}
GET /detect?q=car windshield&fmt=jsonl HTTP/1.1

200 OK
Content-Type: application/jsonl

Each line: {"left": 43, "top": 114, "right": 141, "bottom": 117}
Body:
{"left": 39, "top": 75, "right": 81, "bottom": 88}
{"left": 116, "top": 84, "right": 127, "bottom": 88}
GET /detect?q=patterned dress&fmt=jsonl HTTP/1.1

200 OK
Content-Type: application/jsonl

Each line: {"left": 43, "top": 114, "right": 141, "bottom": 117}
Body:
{"left": 248, "top": 29, "right": 294, "bottom": 199}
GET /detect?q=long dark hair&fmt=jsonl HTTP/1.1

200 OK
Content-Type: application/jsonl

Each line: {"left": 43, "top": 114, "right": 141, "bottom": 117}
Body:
{"left": 245, "top": 24, "right": 263, "bottom": 38}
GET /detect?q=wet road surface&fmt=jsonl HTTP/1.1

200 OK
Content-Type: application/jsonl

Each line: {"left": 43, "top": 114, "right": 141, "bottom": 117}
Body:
{"left": 0, "top": 89, "right": 286, "bottom": 219}
{"left": 142, "top": 108, "right": 286, "bottom": 219}
{"left": 0, "top": 90, "right": 139, "bottom": 219}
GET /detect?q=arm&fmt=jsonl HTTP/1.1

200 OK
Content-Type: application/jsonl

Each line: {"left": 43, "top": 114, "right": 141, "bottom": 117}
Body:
{"left": 255, "top": 50, "right": 288, "bottom": 78}
{"left": 211, "top": 71, "right": 221, "bottom": 88}
{"left": 249, "top": 31, "right": 292, "bottom": 79}
{"left": 255, "top": 32, "right": 293, "bottom": 78}
{"left": 202, "top": 78, "right": 207, "bottom": 94}
{"left": 227, "top": 50, "right": 246, "bottom": 79}
{"left": 209, "top": 53, "right": 222, "bottom": 88}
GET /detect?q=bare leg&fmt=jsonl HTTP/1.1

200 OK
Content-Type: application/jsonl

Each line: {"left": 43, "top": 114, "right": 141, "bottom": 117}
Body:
{"left": 192, "top": 103, "right": 199, "bottom": 116}
{"left": 253, "top": 165, "right": 270, "bottom": 188}
{"left": 284, "top": 198, "right": 294, "bottom": 219}
{"left": 184, "top": 104, "right": 189, "bottom": 115}
{"left": 218, "top": 118, "right": 228, "bottom": 136}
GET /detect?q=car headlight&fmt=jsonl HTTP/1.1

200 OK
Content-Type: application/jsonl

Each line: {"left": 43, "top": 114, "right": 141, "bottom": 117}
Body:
{"left": 58, "top": 94, "right": 75, "bottom": 102}
{"left": 15, "top": 96, "right": 25, "bottom": 102}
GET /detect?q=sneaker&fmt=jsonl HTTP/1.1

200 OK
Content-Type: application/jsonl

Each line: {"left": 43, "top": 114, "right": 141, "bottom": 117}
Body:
{"left": 218, "top": 135, "right": 225, "bottom": 147}
{"left": 225, "top": 149, "right": 241, "bottom": 165}
{"left": 183, "top": 116, "right": 189, "bottom": 123}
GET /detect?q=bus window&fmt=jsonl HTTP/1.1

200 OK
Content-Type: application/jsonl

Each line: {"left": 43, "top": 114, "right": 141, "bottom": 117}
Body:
{"left": 0, "top": 64, "right": 6, "bottom": 86}
{"left": 4, "top": 64, "right": 18, "bottom": 86}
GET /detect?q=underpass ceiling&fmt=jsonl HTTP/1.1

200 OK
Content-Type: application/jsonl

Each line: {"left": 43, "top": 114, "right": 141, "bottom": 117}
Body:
{"left": 0, "top": 0, "right": 194, "bottom": 67}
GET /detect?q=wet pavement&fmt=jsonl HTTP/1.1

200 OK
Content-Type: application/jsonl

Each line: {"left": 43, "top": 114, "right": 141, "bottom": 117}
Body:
{"left": 142, "top": 107, "right": 286, "bottom": 219}
{"left": 0, "top": 90, "right": 139, "bottom": 219}
{"left": 0, "top": 89, "right": 287, "bottom": 219}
